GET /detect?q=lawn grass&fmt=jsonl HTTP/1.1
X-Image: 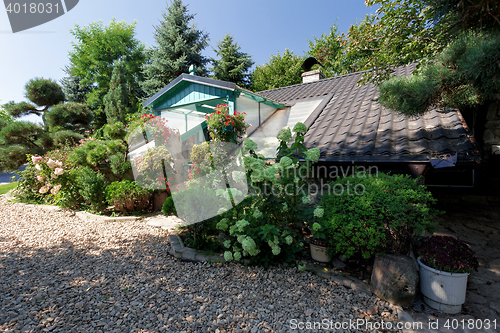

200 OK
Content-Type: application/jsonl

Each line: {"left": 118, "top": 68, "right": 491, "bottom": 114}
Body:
{"left": 0, "top": 182, "right": 17, "bottom": 195}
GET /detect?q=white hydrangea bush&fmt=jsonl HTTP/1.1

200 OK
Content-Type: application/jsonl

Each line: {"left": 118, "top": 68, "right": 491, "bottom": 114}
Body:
{"left": 212, "top": 122, "right": 319, "bottom": 266}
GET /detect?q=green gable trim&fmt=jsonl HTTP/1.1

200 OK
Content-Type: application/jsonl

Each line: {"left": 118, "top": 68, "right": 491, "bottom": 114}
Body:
{"left": 151, "top": 82, "right": 235, "bottom": 110}
{"left": 144, "top": 74, "right": 289, "bottom": 111}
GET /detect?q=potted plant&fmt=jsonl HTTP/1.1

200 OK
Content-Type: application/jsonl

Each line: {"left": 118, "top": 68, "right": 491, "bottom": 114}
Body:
{"left": 106, "top": 180, "right": 150, "bottom": 214}
{"left": 308, "top": 207, "right": 333, "bottom": 263}
{"left": 415, "top": 235, "right": 479, "bottom": 314}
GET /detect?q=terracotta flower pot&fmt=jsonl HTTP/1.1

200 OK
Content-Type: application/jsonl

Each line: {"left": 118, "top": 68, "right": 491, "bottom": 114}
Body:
{"left": 152, "top": 191, "right": 169, "bottom": 211}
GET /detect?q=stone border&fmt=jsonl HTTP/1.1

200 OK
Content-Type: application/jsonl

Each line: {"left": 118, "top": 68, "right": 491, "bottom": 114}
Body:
{"left": 168, "top": 234, "right": 226, "bottom": 263}
{"left": 167, "top": 233, "right": 373, "bottom": 295}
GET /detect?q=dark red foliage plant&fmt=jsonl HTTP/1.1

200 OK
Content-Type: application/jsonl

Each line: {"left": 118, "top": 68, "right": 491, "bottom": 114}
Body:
{"left": 415, "top": 235, "right": 479, "bottom": 274}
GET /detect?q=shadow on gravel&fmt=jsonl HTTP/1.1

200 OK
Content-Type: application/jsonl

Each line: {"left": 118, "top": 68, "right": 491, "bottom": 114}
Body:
{"left": 0, "top": 232, "right": 175, "bottom": 332}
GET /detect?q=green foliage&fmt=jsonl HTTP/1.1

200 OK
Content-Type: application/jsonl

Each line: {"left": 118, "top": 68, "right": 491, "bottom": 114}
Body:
{"left": 0, "top": 121, "right": 50, "bottom": 172}
{"left": 251, "top": 49, "right": 304, "bottom": 92}
{"left": 13, "top": 148, "right": 82, "bottom": 208}
{"left": 13, "top": 162, "right": 43, "bottom": 203}
{"left": 141, "top": 0, "right": 209, "bottom": 97}
{"left": 76, "top": 166, "right": 108, "bottom": 212}
{"left": 25, "top": 77, "right": 65, "bottom": 109}
{"left": 161, "top": 196, "right": 177, "bottom": 216}
{"left": 104, "top": 62, "right": 131, "bottom": 124}
{"left": 379, "top": 33, "right": 500, "bottom": 116}
{"left": 0, "top": 78, "right": 90, "bottom": 172}
{"left": 105, "top": 180, "right": 149, "bottom": 214}
{"left": 45, "top": 102, "right": 93, "bottom": 133}
{"left": 346, "top": 0, "right": 451, "bottom": 85}
{"left": 211, "top": 123, "right": 319, "bottom": 267}
{"left": 66, "top": 19, "right": 147, "bottom": 127}
{"left": 69, "top": 137, "right": 130, "bottom": 182}
{"left": 210, "top": 34, "right": 254, "bottom": 87}
{"left": 317, "top": 172, "right": 438, "bottom": 259}
{"left": 51, "top": 130, "right": 84, "bottom": 147}
{"left": 0, "top": 105, "right": 14, "bottom": 125}
{"left": 426, "top": 0, "right": 500, "bottom": 38}
{"left": 307, "top": 22, "right": 364, "bottom": 78}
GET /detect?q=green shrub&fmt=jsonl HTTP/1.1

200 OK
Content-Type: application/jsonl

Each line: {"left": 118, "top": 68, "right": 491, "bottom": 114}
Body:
{"left": 161, "top": 196, "right": 177, "bottom": 216}
{"left": 317, "top": 172, "right": 439, "bottom": 259}
{"left": 76, "top": 167, "right": 108, "bottom": 212}
{"left": 51, "top": 168, "right": 82, "bottom": 209}
{"left": 106, "top": 180, "right": 149, "bottom": 214}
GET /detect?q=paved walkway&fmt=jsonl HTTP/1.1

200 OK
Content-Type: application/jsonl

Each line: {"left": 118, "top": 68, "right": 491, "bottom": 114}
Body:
{"left": 397, "top": 194, "right": 500, "bottom": 333}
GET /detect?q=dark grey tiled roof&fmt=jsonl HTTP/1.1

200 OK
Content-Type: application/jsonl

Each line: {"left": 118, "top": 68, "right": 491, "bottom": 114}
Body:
{"left": 258, "top": 64, "right": 479, "bottom": 162}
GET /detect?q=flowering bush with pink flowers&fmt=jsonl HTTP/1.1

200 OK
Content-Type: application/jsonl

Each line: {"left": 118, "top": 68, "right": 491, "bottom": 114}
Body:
{"left": 15, "top": 147, "right": 82, "bottom": 208}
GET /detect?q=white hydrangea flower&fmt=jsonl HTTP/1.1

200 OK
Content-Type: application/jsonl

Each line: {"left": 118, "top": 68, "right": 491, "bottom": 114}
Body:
{"left": 280, "top": 156, "right": 293, "bottom": 168}
{"left": 242, "top": 236, "right": 260, "bottom": 256}
{"left": 312, "top": 222, "right": 322, "bottom": 231}
{"left": 243, "top": 138, "right": 258, "bottom": 151}
{"left": 292, "top": 122, "right": 307, "bottom": 133}
{"left": 277, "top": 127, "right": 292, "bottom": 142}
{"left": 223, "top": 240, "right": 232, "bottom": 248}
{"left": 264, "top": 168, "right": 277, "bottom": 183}
{"left": 224, "top": 251, "right": 233, "bottom": 261}
{"left": 253, "top": 208, "right": 263, "bottom": 219}
{"left": 233, "top": 251, "right": 242, "bottom": 261}
{"left": 216, "top": 218, "right": 229, "bottom": 231}
{"left": 232, "top": 170, "right": 247, "bottom": 183}
{"left": 285, "top": 235, "right": 293, "bottom": 245}
{"left": 302, "top": 196, "right": 311, "bottom": 204}
{"left": 305, "top": 148, "right": 320, "bottom": 162}
{"left": 271, "top": 245, "right": 281, "bottom": 256}
{"left": 313, "top": 207, "right": 324, "bottom": 218}
{"left": 237, "top": 235, "right": 246, "bottom": 244}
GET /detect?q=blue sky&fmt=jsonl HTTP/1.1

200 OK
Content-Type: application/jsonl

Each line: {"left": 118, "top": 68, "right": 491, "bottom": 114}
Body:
{"left": 0, "top": 0, "right": 378, "bottom": 123}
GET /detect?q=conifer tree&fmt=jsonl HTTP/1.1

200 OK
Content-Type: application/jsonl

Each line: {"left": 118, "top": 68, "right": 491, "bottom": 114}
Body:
{"left": 210, "top": 34, "right": 254, "bottom": 87}
{"left": 104, "top": 62, "right": 130, "bottom": 124}
{"left": 0, "top": 78, "right": 92, "bottom": 172}
{"left": 141, "top": 0, "right": 209, "bottom": 97}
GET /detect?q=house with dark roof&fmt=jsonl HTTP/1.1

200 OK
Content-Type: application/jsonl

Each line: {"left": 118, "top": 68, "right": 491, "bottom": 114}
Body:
{"left": 142, "top": 64, "right": 480, "bottom": 187}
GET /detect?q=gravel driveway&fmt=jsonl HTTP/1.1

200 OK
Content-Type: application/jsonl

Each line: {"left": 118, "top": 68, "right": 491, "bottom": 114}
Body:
{"left": 0, "top": 196, "right": 400, "bottom": 333}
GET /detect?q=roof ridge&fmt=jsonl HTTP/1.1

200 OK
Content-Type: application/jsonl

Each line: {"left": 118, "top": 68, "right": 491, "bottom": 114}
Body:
{"left": 257, "top": 68, "right": 370, "bottom": 94}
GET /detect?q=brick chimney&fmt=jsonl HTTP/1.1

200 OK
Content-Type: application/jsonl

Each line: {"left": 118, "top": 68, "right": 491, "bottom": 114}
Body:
{"left": 302, "top": 69, "right": 325, "bottom": 83}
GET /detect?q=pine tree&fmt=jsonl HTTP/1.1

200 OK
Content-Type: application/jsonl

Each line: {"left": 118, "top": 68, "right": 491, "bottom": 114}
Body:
{"left": 141, "top": 0, "right": 209, "bottom": 98}
{"left": 104, "top": 62, "right": 130, "bottom": 124}
{"left": 0, "top": 78, "right": 92, "bottom": 172}
{"left": 210, "top": 34, "right": 254, "bottom": 87}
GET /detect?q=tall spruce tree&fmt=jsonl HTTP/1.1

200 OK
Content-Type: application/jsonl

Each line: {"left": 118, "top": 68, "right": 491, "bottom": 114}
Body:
{"left": 210, "top": 34, "right": 254, "bottom": 87}
{"left": 104, "top": 62, "right": 130, "bottom": 124}
{"left": 141, "top": 0, "right": 209, "bottom": 98}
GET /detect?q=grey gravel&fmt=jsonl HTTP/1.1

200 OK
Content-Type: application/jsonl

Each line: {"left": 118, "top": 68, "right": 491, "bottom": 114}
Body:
{"left": 0, "top": 196, "right": 401, "bottom": 332}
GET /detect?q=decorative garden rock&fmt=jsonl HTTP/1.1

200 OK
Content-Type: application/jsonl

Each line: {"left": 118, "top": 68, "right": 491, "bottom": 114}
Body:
{"left": 370, "top": 254, "right": 419, "bottom": 307}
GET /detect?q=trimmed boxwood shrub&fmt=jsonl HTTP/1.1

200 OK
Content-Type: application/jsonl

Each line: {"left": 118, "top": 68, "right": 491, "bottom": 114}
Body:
{"left": 317, "top": 172, "right": 439, "bottom": 259}
{"left": 162, "top": 196, "right": 177, "bottom": 216}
